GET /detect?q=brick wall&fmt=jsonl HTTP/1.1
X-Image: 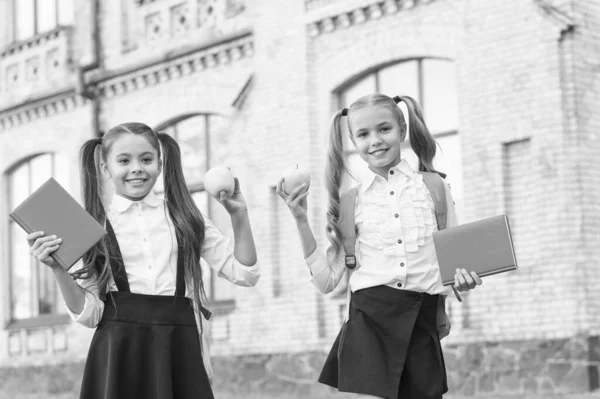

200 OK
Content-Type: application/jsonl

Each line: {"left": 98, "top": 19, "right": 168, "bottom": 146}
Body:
{"left": 574, "top": 0, "right": 600, "bottom": 337}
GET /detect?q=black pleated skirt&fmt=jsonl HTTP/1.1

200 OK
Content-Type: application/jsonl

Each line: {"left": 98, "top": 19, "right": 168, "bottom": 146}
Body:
{"left": 318, "top": 285, "right": 448, "bottom": 399}
{"left": 80, "top": 291, "right": 214, "bottom": 399}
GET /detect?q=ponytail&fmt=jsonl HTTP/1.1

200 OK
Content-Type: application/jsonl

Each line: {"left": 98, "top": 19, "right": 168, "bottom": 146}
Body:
{"left": 73, "top": 137, "right": 112, "bottom": 293}
{"left": 325, "top": 110, "right": 348, "bottom": 258}
{"left": 397, "top": 96, "right": 446, "bottom": 178}
{"left": 158, "top": 132, "right": 206, "bottom": 320}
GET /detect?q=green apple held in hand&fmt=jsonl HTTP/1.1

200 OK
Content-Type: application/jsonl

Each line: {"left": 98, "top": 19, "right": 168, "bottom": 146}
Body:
{"left": 282, "top": 164, "right": 311, "bottom": 195}
{"left": 203, "top": 167, "right": 235, "bottom": 198}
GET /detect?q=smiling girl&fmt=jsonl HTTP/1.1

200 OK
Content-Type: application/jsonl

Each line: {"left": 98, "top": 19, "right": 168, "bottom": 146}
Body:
{"left": 277, "top": 94, "right": 482, "bottom": 399}
{"left": 26, "top": 122, "right": 261, "bottom": 399}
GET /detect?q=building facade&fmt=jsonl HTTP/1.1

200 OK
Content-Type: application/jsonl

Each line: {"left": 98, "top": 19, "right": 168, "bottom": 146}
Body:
{"left": 1, "top": 0, "right": 599, "bottom": 397}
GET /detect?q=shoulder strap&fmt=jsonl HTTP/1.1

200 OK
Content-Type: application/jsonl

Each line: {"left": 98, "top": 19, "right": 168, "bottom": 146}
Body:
{"left": 420, "top": 172, "right": 447, "bottom": 231}
{"left": 420, "top": 171, "right": 462, "bottom": 304}
{"left": 340, "top": 187, "right": 359, "bottom": 322}
{"left": 340, "top": 187, "right": 359, "bottom": 269}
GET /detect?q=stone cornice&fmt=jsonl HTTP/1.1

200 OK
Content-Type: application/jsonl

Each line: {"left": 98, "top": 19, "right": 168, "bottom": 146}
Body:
{"left": 0, "top": 26, "right": 73, "bottom": 60}
{"left": 0, "top": 89, "right": 87, "bottom": 131}
{"left": 306, "top": 0, "right": 436, "bottom": 37}
{"left": 91, "top": 32, "right": 254, "bottom": 99}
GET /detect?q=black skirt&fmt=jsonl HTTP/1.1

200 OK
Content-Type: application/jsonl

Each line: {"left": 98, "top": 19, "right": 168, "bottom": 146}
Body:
{"left": 318, "top": 285, "right": 448, "bottom": 399}
{"left": 80, "top": 291, "right": 214, "bottom": 399}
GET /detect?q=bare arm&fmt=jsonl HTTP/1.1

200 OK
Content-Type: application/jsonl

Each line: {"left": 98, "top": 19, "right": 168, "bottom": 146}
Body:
{"left": 276, "top": 178, "right": 346, "bottom": 293}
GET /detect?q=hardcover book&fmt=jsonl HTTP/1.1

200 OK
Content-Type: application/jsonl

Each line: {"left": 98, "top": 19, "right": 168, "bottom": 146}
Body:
{"left": 433, "top": 214, "right": 518, "bottom": 286}
{"left": 9, "top": 177, "right": 107, "bottom": 270}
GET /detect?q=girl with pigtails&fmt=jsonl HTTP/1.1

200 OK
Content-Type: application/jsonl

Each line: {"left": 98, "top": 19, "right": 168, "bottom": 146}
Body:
{"left": 26, "top": 122, "right": 261, "bottom": 399}
{"left": 277, "top": 94, "right": 482, "bottom": 399}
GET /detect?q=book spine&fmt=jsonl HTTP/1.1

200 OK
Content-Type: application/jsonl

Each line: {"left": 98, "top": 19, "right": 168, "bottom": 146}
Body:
{"left": 9, "top": 212, "right": 70, "bottom": 271}
{"left": 8, "top": 212, "right": 33, "bottom": 234}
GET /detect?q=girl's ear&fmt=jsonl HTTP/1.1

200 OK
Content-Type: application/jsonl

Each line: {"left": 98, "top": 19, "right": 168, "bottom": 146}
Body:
{"left": 100, "top": 162, "right": 111, "bottom": 179}
{"left": 400, "top": 122, "right": 408, "bottom": 142}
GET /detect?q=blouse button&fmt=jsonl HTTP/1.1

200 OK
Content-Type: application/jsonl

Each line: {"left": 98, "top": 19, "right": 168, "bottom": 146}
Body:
{"left": 397, "top": 282, "right": 402, "bottom": 288}
{"left": 400, "top": 262, "right": 405, "bottom": 267}
{"left": 390, "top": 170, "right": 394, "bottom": 175}
{"left": 395, "top": 213, "right": 399, "bottom": 218}
{"left": 397, "top": 239, "right": 402, "bottom": 244}
{"left": 390, "top": 191, "right": 394, "bottom": 195}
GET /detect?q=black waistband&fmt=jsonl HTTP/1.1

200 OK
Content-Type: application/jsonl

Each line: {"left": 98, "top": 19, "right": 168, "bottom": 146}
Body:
{"left": 101, "top": 291, "right": 197, "bottom": 327}
{"left": 354, "top": 285, "right": 439, "bottom": 310}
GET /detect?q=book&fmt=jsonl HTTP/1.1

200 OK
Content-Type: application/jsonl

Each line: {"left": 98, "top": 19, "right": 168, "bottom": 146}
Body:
{"left": 433, "top": 214, "right": 518, "bottom": 286}
{"left": 9, "top": 177, "right": 107, "bottom": 271}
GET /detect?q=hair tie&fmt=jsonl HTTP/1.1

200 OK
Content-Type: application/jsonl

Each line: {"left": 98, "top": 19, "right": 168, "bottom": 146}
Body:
{"left": 341, "top": 108, "right": 348, "bottom": 116}
{"left": 395, "top": 96, "right": 410, "bottom": 135}
{"left": 97, "top": 137, "right": 103, "bottom": 145}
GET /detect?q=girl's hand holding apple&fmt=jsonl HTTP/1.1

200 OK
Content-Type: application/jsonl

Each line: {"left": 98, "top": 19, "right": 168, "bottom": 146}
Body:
{"left": 276, "top": 164, "right": 311, "bottom": 220}
{"left": 204, "top": 167, "right": 248, "bottom": 215}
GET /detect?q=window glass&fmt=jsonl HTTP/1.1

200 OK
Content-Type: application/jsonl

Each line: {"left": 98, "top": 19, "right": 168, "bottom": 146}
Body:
{"left": 378, "top": 60, "right": 420, "bottom": 101}
{"left": 422, "top": 59, "right": 459, "bottom": 134}
{"left": 57, "top": 0, "right": 74, "bottom": 25}
{"left": 15, "top": 0, "right": 35, "bottom": 41}
{"left": 37, "top": 0, "right": 57, "bottom": 33}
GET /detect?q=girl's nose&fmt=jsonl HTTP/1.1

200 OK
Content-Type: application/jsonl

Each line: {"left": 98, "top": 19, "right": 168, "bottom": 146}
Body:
{"left": 370, "top": 133, "right": 383, "bottom": 145}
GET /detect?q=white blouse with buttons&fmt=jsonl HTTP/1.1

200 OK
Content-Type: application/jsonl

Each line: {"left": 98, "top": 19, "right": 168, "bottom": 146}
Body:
{"left": 66, "top": 190, "right": 261, "bottom": 329}
{"left": 305, "top": 159, "right": 458, "bottom": 296}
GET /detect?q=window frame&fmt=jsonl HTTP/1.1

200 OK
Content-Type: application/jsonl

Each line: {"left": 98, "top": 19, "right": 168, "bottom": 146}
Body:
{"left": 4, "top": 153, "right": 71, "bottom": 330}
{"left": 7, "top": 0, "right": 73, "bottom": 45}
{"left": 154, "top": 113, "right": 236, "bottom": 315}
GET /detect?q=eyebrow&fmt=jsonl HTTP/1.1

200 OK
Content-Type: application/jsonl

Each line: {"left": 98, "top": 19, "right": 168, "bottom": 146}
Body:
{"left": 355, "top": 122, "right": 392, "bottom": 133}
{"left": 115, "top": 151, "right": 155, "bottom": 157}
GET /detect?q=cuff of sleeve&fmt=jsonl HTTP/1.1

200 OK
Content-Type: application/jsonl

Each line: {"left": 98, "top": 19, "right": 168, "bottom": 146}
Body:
{"left": 64, "top": 290, "right": 96, "bottom": 324}
{"left": 239, "top": 260, "right": 260, "bottom": 271}
{"left": 304, "top": 245, "right": 323, "bottom": 267}
{"left": 235, "top": 260, "right": 262, "bottom": 287}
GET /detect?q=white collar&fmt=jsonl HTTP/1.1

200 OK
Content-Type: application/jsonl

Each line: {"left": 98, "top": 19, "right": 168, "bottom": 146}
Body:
{"left": 109, "top": 190, "right": 162, "bottom": 213}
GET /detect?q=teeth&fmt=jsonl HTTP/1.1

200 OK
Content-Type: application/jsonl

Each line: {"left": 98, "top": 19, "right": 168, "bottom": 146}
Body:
{"left": 372, "top": 149, "right": 387, "bottom": 155}
{"left": 128, "top": 179, "right": 144, "bottom": 184}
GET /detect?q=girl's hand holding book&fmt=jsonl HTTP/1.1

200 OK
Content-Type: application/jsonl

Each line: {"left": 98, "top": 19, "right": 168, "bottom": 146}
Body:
{"left": 276, "top": 178, "right": 310, "bottom": 221}
{"left": 26, "top": 231, "right": 62, "bottom": 268}
{"left": 454, "top": 268, "right": 483, "bottom": 292}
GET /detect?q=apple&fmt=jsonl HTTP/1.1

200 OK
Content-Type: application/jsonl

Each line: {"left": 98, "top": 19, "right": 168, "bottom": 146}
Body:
{"left": 203, "top": 167, "right": 235, "bottom": 198}
{"left": 282, "top": 164, "right": 311, "bottom": 195}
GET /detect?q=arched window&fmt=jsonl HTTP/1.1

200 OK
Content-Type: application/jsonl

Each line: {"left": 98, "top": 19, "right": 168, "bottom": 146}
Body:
{"left": 336, "top": 58, "right": 464, "bottom": 218}
{"left": 6, "top": 153, "right": 70, "bottom": 326}
{"left": 154, "top": 113, "right": 236, "bottom": 308}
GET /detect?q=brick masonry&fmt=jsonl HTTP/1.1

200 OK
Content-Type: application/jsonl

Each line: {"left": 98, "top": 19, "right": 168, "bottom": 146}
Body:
{"left": 1, "top": 0, "right": 599, "bottom": 397}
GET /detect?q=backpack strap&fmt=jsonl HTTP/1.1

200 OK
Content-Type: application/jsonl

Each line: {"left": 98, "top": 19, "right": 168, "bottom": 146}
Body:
{"left": 419, "top": 171, "right": 447, "bottom": 231}
{"left": 340, "top": 187, "right": 359, "bottom": 270}
{"left": 340, "top": 187, "right": 359, "bottom": 322}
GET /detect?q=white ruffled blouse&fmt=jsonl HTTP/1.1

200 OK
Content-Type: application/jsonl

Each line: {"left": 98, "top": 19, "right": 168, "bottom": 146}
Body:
{"left": 305, "top": 159, "right": 458, "bottom": 295}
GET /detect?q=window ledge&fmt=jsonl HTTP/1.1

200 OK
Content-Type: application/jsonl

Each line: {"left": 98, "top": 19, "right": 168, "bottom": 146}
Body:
{"left": 4, "top": 314, "right": 72, "bottom": 331}
{"left": 0, "top": 26, "right": 73, "bottom": 59}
